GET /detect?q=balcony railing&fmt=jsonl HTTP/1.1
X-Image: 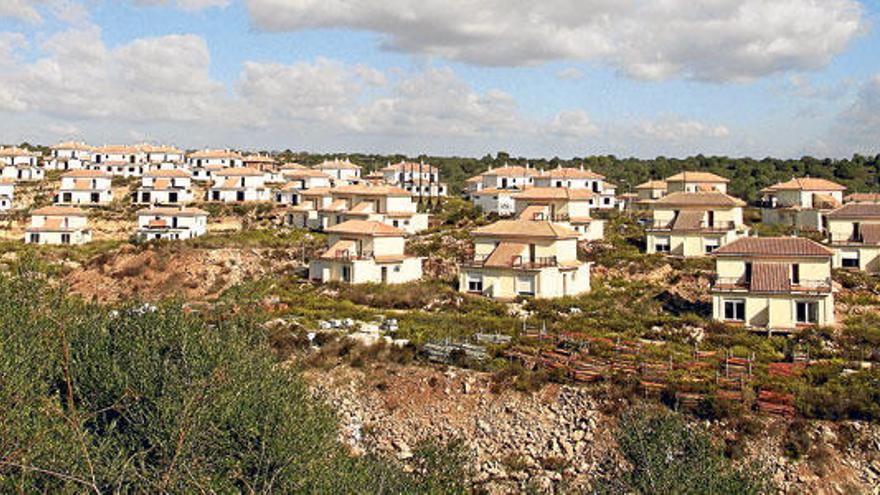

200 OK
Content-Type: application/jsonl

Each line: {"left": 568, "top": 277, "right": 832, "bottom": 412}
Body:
{"left": 523, "top": 212, "right": 570, "bottom": 222}
{"left": 713, "top": 276, "right": 832, "bottom": 292}
{"left": 330, "top": 250, "right": 374, "bottom": 261}
{"left": 462, "top": 255, "right": 558, "bottom": 269}
{"left": 648, "top": 220, "right": 736, "bottom": 231}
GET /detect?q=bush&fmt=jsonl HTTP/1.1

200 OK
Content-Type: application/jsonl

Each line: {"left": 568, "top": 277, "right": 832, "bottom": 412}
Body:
{"left": 606, "top": 405, "right": 767, "bottom": 494}
{"left": 0, "top": 264, "right": 466, "bottom": 493}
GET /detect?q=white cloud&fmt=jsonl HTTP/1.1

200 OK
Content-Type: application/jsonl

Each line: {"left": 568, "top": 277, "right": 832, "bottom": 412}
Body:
{"left": 0, "top": 0, "right": 44, "bottom": 23}
{"left": 547, "top": 110, "right": 598, "bottom": 138}
{"left": 824, "top": 75, "right": 880, "bottom": 156}
{"left": 133, "top": 0, "right": 230, "bottom": 11}
{"left": 246, "top": 0, "right": 864, "bottom": 82}
{"left": 0, "top": 0, "right": 91, "bottom": 24}
{"left": 555, "top": 67, "right": 584, "bottom": 81}
{"left": 786, "top": 75, "right": 852, "bottom": 101}
{"left": 634, "top": 116, "right": 730, "bottom": 141}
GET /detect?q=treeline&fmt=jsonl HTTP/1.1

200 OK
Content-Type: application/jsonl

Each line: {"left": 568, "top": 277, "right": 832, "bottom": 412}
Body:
{"left": 276, "top": 151, "right": 880, "bottom": 202}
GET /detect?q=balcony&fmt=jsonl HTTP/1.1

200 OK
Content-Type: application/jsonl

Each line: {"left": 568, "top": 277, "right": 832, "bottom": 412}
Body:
{"left": 462, "top": 254, "right": 558, "bottom": 270}
{"left": 522, "top": 212, "right": 570, "bottom": 222}
{"left": 713, "top": 276, "right": 833, "bottom": 293}
{"left": 329, "top": 250, "right": 374, "bottom": 262}
{"left": 647, "top": 220, "right": 736, "bottom": 232}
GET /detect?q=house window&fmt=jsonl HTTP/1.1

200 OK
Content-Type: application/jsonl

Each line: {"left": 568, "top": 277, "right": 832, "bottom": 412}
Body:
{"left": 466, "top": 273, "right": 483, "bottom": 293}
{"left": 723, "top": 299, "right": 746, "bottom": 322}
{"left": 791, "top": 264, "right": 800, "bottom": 284}
{"left": 796, "top": 301, "right": 819, "bottom": 325}
{"left": 603, "top": 197, "right": 611, "bottom": 205}
{"left": 516, "top": 275, "right": 535, "bottom": 296}
{"left": 704, "top": 238, "right": 720, "bottom": 253}
{"left": 841, "top": 251, "right": 860, "bottom": 268}
{"left": 60, "top": 234, "right": 71, "bottom": 245}
{"left": 654, "top": 236, "right": 671, "bottom": 253}
{"left": 29, "top": 233, "right": 39, "bottom": 243}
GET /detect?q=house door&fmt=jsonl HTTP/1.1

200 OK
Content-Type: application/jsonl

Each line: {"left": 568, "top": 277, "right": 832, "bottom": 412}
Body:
{"left": 169, "top": 192, "right": 178, "bottom": 203}
{"left": 342, "top": 265, "right": 351, "bottom": 283}
{"left": 381, "top": 266, "right": 388, "bottom": 283}
{"left": 237, "top": 191, "right": 245, "bottom": 202}
{"left": 91, "top": 193, "right": 99, "bottom": 203}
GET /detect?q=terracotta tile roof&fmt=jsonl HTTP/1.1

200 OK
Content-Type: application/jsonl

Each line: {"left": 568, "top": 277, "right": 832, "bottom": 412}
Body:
{"left": 763, "top": 177, "right": 846, "bottom": 192}
{"left": 325, "top": 220, "right": 405, "bottom": 237}
{"left": 750, "top": 263, "right": 791, "bottom": 292}
{"left": 374, "top": 255, "right": 409, "bottom": 263}
{"left": 713, "top": 237, "right": 833, "bottom": 257}
{"left": 665, "top": 171, "right": 729, "bottom": 183}
{"left": 348, "top": 202, "right": 374, "bottom": 214}
{"left": 188, "top": 149, "right": 242, "bottom": 159}
{"left": 62, "top": 170, "right": 110, "bottom": 179}
{"left": 483, "top": 165, "right": 539, "bottom": 178}
{"left": 319, "top": 199, "right": 348, "bottom": 212}
{"left": 0, "top": 178, "right": 15, "bottom": 185}
{"left": 222, "top": 178, "right": 240, "bottom": 189}
{"left": 465, "top": 175, "right": 483, "bottom": 184}
{"left": 300, "top": 187, "right": 333, "bottom": 197}
{"left": 651, "top": 191, "right": 745, "bottom": 207}
{"left": 214, "top": 167, "right": 263, "bottom": 177}
{"left": 471, "top": 220, "right": 579, "bottom": 239}
{"left": 539, "top": 167, "right": 604, "bottom": 180}
{"left": 845, "top": 193, "right": 880, "bottom": 203}
{"left": 148, "top": 219, "right": 168, "bottom": 228}
{"left": 317, "top": 159, "right": 361, "bottom": 170}
{"left": 151, "top": 179, "right": 171, "bottom": 189}
{"left": 568, "top": 216, "right": 593, "bottom": 224}
{"left": 484, "top": 242, "right": 528, "bottom": 268}
{"left": 95, "top": 144, "right": 139, "bottom": 154}
{"left": 282, "top": 169, "right": 330, "bottom": 179}
{"left": 671, "top": 210, "right": 704, "bottom": 231}
{"left": 860, "top": 224, "right": 880, "bottom": 245}
{"left": 635, "top": 180, "right": 667, "bottom": 190}
{"left": 0, "top": 147, "right": 39, "bottom": 158}
{"left": 320, "top": 240, "right": 355, "bottom": 260}
{"left": 280, "top": 162, "right": 306, "bottom": 170}
{"left": 243, "top": 155, "right": 276, "bottom": 163}
{"left": 72, "top": 179, "right": 95, "bottom": 191}
{"left": 144, "top": 169, "right": 191, "bottom": 178}
{"left": 138, "top": 144, "right": 181, "bottom": 154}
{"left": 812, "top": 193, "right": 841, "bottom": 210}
{"left": 518, "top": 205, "right": 548, "bottom": 221}
{"left": 474, "top": 187, "right": 522, "bottom": 196}
{"left": 381, "top": 161, "right": 440, "bottom": 174}
{"left": 51, "top": 141, "right": 93, "bottom": 151}
{"left": 826, "top": 203, "right": 880, "bottom": 220}
{"left": 32, "top": 206, "right": 87, "bottom": 216}
{"left": 331, "top": 185, "right": 411, "bottom": 197}
{"left": 384, "top": 211, "right": 415, "bottom": 218}
{"left": 137, "top": 206, "right": 208, "bottom": 217}
{"left": 512, "top": 187, "right": 593, "bottom": 201}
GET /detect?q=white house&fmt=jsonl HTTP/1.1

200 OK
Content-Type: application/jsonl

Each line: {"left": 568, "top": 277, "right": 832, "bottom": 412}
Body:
{"left": 136, "top": 206, "right": 208, "bottom": 241}
{"left": 55, "top": 170, "right": 113, "bottom": 205}
{"left": 47, "top": 141, "right": 92, "bottom": 170}
{"left": 187, "top": 149, "right": 243, "bottom": 168}
{"left": 286, "top": 188, "right": 335, "bottom": 229}
{"left": 470, "top": 165, "right": 539, "bottom": 215}
{"left": 25, "top": 206, "right": 92, "bottom": 245}
{"left": 91, "top": 145, "right": 147, "bottom": 176}
{"left": 665, "top": 171, "right": 730, "bottom": 194}
{"left": 380, "top": 161, "right": 447, "bottom": 197}
{"left": 760, "top": 177, "right": 845, "bottom": 231}
{"left": 534, "top": 166, "right": 617, "bottom": 209}
{"left": 326, "top": 185, "right": 429, "bottom": 235}
{"left": 315, "top": 159, "right": 361, "bottom": 184}
{"left": 138, "top": 144, "right": 184, "bottom": 164}
{"left": 0, "top": 147, "right": 44, "bottom": 182}
{"left": 309, "top": 220, "right": 423, "bottom": 285}
{"left": 512, "top": 187, "right": 604, "bottom": 241}
{"left": 207, "top": 167, "right": 271, "bottom": 203}
{"left": 274, "top": 169, "right": 333, "bottom": 206}
{"left": 0, "top": 179, "right": 14, "bottom": 211}
{"left": 133, "top": 169, "right": 194, "bottom": 205}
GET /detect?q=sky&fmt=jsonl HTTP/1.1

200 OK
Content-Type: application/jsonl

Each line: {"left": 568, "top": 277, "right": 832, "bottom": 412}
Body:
{"left": 0, "top": 0, "right": 878, "bottom": 159}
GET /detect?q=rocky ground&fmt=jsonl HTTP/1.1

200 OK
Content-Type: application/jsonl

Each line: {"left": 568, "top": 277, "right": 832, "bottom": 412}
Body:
{"left": 304, "top": 362, "right": 880, "bottom": 494}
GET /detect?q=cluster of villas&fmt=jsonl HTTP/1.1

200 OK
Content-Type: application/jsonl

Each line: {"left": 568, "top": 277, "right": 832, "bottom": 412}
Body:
{"left": 7, "top": 140, "right": 880, "bottom": 334}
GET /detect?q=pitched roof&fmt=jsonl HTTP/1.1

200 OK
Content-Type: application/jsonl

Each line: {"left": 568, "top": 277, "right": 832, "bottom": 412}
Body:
{"left": 483, "top": 165, "right": 539, "bottom": 178}
{"left": 316, "top": 159, "right": 361, "bottom": 170}
{"left": 844, "top": 193, "right": 880, "bottom": 203}
{"left": 665, "top": 171, "right": 729, "bottom": 183}
{"left": 517, "top": 205, "right": 547, "bottom": 221}
{"left": 331, "top": 185, "right": 411, "bottom": 197}
{"left": 188, "top": 149, "right": 242, "bottom": 159}
{"left": 826, "top": 203, "right": 880, "bottom": 220}
{"left": 213, "top": 167, "right": 263, "bottom": 177}
{"left": 32, "top": 206, "right": 87, "bottom": 216}
{"left": 144, "top": 169, "right": 191, "bottom": 178}
{"left": 320, "top": 240, "right": 355, "bottom": 260}
{"left": 484, "top": 242, "right": 527, "bottom": 268}
{"left": 243, "top": 155, "right": 276, "bottom": 163}
{"left": 713, "top": 237, "right": 833, "bottom": 257}
{"left": 0, "top": 146, "right": 40, "bottom": 157}
{"left": 539, "top": 167, "right": 604, "bottom": 180}
{"left": 62, "top": 170, "right": 110, "bottom": 179}
{"left": 635, "top": 180, "right": 667, "bottom": 190}
{"left": 861, "top": 224, "right": 880, "bottom": 245}
{"left": 671, "top": 210, "right": 704, "bottom": 231}
{"left": 325, "top": 220, "right": 405, "bottom": 237}
{"left": 137, "top": 144, "right": 181, "bottom": 154}
{"left": 282, "top": 168, "right": 330, "bottom": 179}
{"left": 651, "top": 191, "right": 745, "bottom": 207}
{"left": 750, "top": 263, "right": 791, "bottom": 292}
{"left": 319, "top": 199, "right": 348, "bottom": 212}
{"left": 471, "top": 220, "right": 579, "bottom": 239}
{"left": 51, "top": 141, "right": 93, "bottom": 151}
{"left": 812, "top": 193, "right": 841, "bottom": 210}
{"left": 762, "top": 177, "right": 846, "bottom": 192}
{"left": 512, "top": 187, "right": 593, "bottom": 201}
{"left": 137, "top": 206, "right": 208, "bottom": 217}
